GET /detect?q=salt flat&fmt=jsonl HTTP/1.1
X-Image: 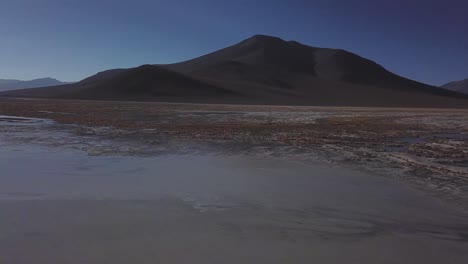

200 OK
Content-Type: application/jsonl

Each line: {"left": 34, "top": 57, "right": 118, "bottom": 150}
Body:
{"left": 0, "top": 116, "right": 467, "bottom": 263}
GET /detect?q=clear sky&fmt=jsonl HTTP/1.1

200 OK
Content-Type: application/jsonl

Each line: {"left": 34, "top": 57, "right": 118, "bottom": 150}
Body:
{"left": 0, "top": 0, "right": 467, "bottom": 85}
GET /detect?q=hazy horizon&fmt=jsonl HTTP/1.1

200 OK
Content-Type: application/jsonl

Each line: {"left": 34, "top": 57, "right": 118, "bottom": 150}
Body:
{"left": 1, "top": 0, "right": 467, "bottom": 85}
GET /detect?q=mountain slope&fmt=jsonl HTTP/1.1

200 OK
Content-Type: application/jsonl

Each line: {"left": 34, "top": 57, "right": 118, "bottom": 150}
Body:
{"left": 165, "top": 35, "right": 458, "bottom": 97}
{"left": 1, "top": 35, "right": 467, "bottom": 108}
{"left": 442, "top": 79, "right": 468, "bottom": 95}
{"left": 2, "top": 65, "right": 238, "bottom": 101}
{"left": 0, "top": 78, "right": 68, "bottom": 92}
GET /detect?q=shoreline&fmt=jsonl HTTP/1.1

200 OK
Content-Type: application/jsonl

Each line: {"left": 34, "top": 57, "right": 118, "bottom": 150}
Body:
{"left": 0, "top": 99, "right": 467, "bottom": 210}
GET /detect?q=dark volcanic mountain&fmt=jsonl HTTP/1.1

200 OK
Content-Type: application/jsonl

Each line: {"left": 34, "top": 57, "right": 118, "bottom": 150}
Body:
{"left": 2, "top": 35, "right": 467, "bottom": 107}
{"left": 442, "top": 78, "right": 468, "bottom": 95}
{"left": 166, "top": 35, "right": 435, "bottom": 92}
{"left": 0, "top": 78, "right": 68, "bottom": 92}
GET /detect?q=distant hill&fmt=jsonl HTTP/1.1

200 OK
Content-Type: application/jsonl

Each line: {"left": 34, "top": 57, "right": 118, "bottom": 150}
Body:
{"left": 1, "top": 35, "right": 467, "bottom": 108}
{"left": 0, "top": 78, "right": 69, "bottom": 92}
{"left": 0, "top": 66, "right": 237, "bottom": 102}
{"left": 441, "top": 78, "right": 468, "bottom": 95}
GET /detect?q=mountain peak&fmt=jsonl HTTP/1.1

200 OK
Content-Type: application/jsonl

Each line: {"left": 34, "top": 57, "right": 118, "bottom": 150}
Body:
{"left": 243, "top": 34, "right": 286, "bottom": 44}
{"left": 34, "top": 77, "right": 58, "bottom": 82}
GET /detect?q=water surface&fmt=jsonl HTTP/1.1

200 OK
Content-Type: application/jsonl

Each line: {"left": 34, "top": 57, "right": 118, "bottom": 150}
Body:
{"left": 0, "top": 116, "right": 467, "bottom": 263}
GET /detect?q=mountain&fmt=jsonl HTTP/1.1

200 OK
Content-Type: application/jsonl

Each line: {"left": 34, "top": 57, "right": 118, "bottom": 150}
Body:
{"left": 2, "top": 66, "right": 237, "bottom": 102}
{"left": 1, "top": 35, "right": 467, "bottom": 108}
{"left": 441, "top": 78, "right": 468, "bottom": 95}
{"left": 166, "top": 35, "right": 433, "bottom": 92}
{"left": 0, "top": 78, "right": 68, "bottom": 92}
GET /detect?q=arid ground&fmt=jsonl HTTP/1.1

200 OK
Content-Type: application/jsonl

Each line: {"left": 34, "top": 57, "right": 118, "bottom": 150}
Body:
{"left": 0, "top": 98, "right": 467, "bottom": 208}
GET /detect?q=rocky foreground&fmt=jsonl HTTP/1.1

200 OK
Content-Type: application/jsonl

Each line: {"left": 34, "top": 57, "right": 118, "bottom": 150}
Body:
{"left": 1, "top": 98, "right": 467, "bottom": 208}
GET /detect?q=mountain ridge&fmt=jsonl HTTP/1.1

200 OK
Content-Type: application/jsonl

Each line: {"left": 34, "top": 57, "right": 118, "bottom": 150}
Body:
{"left": 1, "top": 35, "right": 467, "bottom": 108}
{"left": 442, "top": 78, "right": 468, "bottom": 95}
{"left": 0, "top": 77, "right": 69, "bottom": 92}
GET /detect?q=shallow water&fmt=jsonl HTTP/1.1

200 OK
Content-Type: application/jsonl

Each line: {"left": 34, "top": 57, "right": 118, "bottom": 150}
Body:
{"left": 433, "top": 133, "right": 468, "bottom": 140}
{"left": 397, "top": 136, "right": 427, "bottom": 144}
{"left": 1, "top": 116, "right": 468, "bottom": 263}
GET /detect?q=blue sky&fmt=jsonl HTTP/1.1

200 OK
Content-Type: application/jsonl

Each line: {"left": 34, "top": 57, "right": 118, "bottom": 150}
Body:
{"left": 0, "top": 0, "right": 467, "bottom": 85}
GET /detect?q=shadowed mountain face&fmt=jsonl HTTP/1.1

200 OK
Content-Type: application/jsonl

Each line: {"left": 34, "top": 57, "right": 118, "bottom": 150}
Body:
{"left": 166, "top": 35, "right": 455, "bottom": 96}
{"left": 0, "top": 78, "right": 68, "bottom": 92}
{"left": 3, "top": 65, "right": 237, "bottom": 101}
{"left": 1, "top": 35, "right": 467, "bottom": 107}
{"left": 442, "top": 79, "right": 468, "bottom": 95}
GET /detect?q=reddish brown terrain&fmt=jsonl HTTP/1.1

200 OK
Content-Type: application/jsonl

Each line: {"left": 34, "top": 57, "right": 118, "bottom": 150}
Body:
{"left": 1, "top": 98, "right": 467, "bottom": 208}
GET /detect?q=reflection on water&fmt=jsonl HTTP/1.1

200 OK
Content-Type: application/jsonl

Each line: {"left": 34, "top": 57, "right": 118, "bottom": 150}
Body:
{"left": 0, "top": 115, "right": 52, "bottom": 124}
{"left": 1, "top": 144, "right": 467, "bottom": 242}
{"left": 1, "top": 115, "right": 468, "bottom": 263}
{"left": 0, "top": 115, "right": 177, "bottom": 156}
{"left": 433, "top": 133, "right": 468, "bottom": 140}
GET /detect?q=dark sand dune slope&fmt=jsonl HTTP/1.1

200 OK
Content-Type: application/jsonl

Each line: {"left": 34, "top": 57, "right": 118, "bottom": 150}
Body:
{"left": 1, "top": 35, "right": 467, "bottom": 107}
